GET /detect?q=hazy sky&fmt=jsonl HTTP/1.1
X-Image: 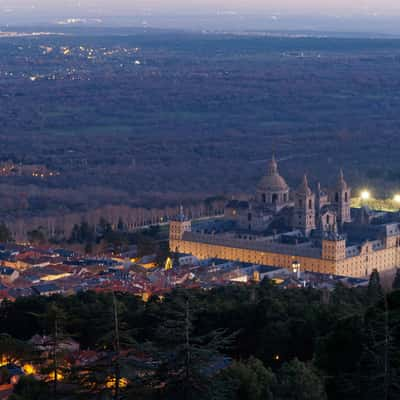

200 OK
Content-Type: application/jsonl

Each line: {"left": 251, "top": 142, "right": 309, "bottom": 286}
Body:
{"left": 2, "top": 0, "right": 400, "bottom": 15}
{"left": 2, "top": 0, "right": 400, "bottom": 34}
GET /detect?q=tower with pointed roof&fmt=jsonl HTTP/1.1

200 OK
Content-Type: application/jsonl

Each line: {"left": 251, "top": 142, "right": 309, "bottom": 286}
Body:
{"left": 315, "top": 182, "right": 322, "bottom": 226}
{"left": 293, "top": 174, "right": 316, "bottom": 236}
{"left": 322, "top": 231, "right": 346, "bottom": 262}
{"left": 256, "top": 154, "right": 290, "bottom": 212}
{"left": 333, "top": 169, "right": 351, "bottom": 226}
{"left": 169, "top": 205, "right": 191, "bottom": 243}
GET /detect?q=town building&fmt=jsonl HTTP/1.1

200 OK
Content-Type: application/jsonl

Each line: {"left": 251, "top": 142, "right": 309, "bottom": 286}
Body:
{"left": 0, "top": 266, "right": 19, "bottom": 284}
{"left": 32, "top": 283, "right": 63, "bottom": 296}
{"left": 170, "top": 155, "right": 400, "bottom": 278}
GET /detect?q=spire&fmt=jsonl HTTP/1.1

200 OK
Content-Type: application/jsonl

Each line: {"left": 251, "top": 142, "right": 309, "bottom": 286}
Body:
{"left": 177, "top": 204, "right": 185, "bottom": 221}
{"left": 297, "top": 174, "right": 312, "bottom": 195}
{"left": 337, "top": 168, "right": 347, "bottom": 189}
{"left": 267, "top": 153, "right": 278, "bottom": 176}
{"left": 301, "top": 174, "right": 309, "bottom": 188}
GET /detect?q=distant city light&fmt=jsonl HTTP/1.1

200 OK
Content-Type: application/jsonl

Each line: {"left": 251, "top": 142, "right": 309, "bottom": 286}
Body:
{"left": 360, "top": 191, "right": 371, "bottom": 201}
{"left": 394, "top": 194, "right": 400, "bottom": 203}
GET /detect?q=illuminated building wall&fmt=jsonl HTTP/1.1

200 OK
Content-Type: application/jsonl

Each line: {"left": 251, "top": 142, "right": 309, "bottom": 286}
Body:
{"left": 170, "top": 231, "right": 400, "bottom": 278}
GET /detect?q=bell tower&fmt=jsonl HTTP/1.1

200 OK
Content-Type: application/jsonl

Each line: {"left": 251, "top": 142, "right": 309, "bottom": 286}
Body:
{"left": 333, "top": 169, "right": 351, "bottom": 226}
{"left": 293, "top": 174, "right": 316, "bottom": 236}
{"left": 169, "top": 206, "right": 191, "bottom": 253}
{"left": 322, "top": 232, "right": 346, "bottom": 262}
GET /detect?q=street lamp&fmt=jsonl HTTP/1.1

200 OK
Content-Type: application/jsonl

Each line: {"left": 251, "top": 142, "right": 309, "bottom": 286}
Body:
{"left": 292, "top": 260, "right": 300, "bottom": 280}
{"left": 394, "top": 194, "right": 400, "bottom": 204}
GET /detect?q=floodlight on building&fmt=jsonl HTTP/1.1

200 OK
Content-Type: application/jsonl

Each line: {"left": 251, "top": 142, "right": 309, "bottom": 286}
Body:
{"left": 360, "top": 190, "right": 371, "bottom": 201}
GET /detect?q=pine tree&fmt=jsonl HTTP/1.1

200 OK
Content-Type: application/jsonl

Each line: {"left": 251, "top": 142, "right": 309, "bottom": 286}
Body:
{"left": 0, "top": 333, "right": 33, "bottom": 365}
{"left": 73, "top": 292, "right": 135, "bottom": 400}
{"left": 276, "top": 358, "right": 327, "bottom": 400}
{"left": 9, "top": 376, "right": 50, "bottom": 400}
{"left": 117, "top": 217, "right": 125, "bottom": 232}
{"left": 392, "top": 269, "right": 400, "bottom": 290}
{"left": 359, "top": 293, "right": 400, "bottom": 400}
{"left": 0, "top": 222, "right": 12, "bottom": 243}
{"left": 152, "top": 291, "right": 234, "bottom": 400}
{"left": 367, "top": 269, "right": 384, "bottom": 305}
{"left": 46, "top": 304, "right": 69, "bottom": 399}
{"left": 99, "top": 217, "right": 112, "bottom": 236}
{"left": 69, "top": 224, "right": 80, "bottom": 243}
{"left": 27, "top": 228, "right": 46, "bottom": 245}
{"left": 218, "top": 357, "right": 276, "bottom": 400}
{"left": 111, "top": 291, "right": 123, "bottom": 400}
{"left": 32, "top": 303, "right": 70, "bottom": 400}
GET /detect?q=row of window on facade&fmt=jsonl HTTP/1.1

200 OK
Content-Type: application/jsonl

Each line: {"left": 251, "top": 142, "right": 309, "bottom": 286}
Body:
{"left": 261, "top": 193, "right": 288, "bottom": 203}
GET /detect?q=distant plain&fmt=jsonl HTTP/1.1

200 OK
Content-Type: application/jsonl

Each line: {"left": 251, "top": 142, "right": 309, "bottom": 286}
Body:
{"left": 1, "top": 28, "right": 400, "bottom": 217}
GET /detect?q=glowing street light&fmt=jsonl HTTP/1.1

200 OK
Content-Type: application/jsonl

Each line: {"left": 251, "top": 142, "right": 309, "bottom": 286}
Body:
{"left": 360, "top": 190, "right": 371, "bottom": 201}
{"left": 292, "top": 260, "right": 300, "bottom": 279}
{"left": 394, "top": 194, "right": 400, "bottom": 204}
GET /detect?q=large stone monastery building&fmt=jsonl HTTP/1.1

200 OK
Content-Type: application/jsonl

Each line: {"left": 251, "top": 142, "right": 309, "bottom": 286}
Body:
{"left": 169, "top": 155, "right": 400, "bottom": 277}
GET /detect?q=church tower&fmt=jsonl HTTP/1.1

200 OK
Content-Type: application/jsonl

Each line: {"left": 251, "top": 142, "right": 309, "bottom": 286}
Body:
{"left": 169, "top": 206, "right": 191, "bottom": 252}
{"left": 315, "top": 182, "right": 322, "bottom": 227}
{"left": 322, "top": 232, "right": 346, "bottom": 262}
{"left": 333, "top": 169, "right": 351, "bottom": 226}
{"left": 293, "top": 174, "right": 316, "bottom": 236}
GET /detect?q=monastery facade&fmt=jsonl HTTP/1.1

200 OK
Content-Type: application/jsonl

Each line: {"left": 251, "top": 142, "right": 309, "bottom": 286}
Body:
{"left": 170, "top": 156, "right": 400, "bottom": 278}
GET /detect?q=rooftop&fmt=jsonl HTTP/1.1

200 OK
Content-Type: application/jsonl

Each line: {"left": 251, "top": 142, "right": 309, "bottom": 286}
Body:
{"left": 183, "top": 231, "right": 321, "bottom": 258}
{"left": 0, "top": 266, "right": 16, "bottom": 276}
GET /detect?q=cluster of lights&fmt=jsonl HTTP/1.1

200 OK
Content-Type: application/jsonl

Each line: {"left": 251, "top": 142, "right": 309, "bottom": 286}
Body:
{"left": 31, "top": 171, "right": 58, "bottom": 178}
{"left": 360, "top": 190, "right": 371, "bottom": 201}
{"left": 105, "top": 376, "right": 128, "bottom": 388}
{"left": 46, "top": 371, "right": 64, "bottom": 381}
{"left": 360, "top": 190, "right": 400, "bottom": 204}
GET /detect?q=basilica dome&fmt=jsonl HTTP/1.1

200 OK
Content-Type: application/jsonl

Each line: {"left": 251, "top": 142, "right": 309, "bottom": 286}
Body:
{"left": 257, "top": 173, "right": 289, "bottom": 192}
{"left": 257, "top": 155, "right": 289, "bottom": 192}
{"left": 256, "top": 155, "right": 290, "bottom": 210}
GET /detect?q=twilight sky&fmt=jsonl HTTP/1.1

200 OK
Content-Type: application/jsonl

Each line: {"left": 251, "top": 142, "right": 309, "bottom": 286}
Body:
{"left": 2, "top": 0, "right": 400, "bottom": 15}
{"left": 2, "top": 0, "right": 400, "bottom": 34}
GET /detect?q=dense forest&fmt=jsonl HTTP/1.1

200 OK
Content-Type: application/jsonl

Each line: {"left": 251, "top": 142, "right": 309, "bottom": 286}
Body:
{"left": 1, "top": 270, "right": 400, "bottom": 399}
{"left": 1, "top": 31, "right": 400, "bottom": 222}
